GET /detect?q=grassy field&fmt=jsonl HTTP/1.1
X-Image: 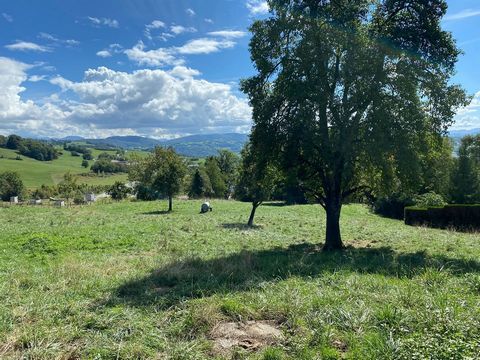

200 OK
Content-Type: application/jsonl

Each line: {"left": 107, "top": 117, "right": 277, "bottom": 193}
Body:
{"left": 0, "top": 148, "right": 128, "bottom": 189}
{"left": 0, "top": 200, "right": 478, "bottom": 359}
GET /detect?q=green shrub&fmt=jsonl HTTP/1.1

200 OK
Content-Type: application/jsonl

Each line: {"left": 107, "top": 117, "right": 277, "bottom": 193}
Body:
{"left": 413, "top": 192, "right": 446, "bottom": 208}
{"left": 405, "top": 205, "right": 480, "bottom": 231}
{"left": 373, "top": 193, "right": 414, "bottom": 220}
{"left": 0, "top": 171, "right": 25, "bottom": 201}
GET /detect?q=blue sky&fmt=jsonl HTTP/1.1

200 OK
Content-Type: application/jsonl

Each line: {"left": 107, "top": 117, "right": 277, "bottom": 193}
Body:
{"left": 0, "top": 0, "right": 479, "bottom": 138}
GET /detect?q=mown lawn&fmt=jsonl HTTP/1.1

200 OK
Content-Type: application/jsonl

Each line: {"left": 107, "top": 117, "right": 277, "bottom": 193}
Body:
{"left": 0, "top": 200, "right": 478, "bottom": 359}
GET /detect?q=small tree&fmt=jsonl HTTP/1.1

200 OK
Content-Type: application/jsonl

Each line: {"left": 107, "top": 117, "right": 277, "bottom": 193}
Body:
{"left": 58, "top": 172, "right": 78, "bottom": 204}
{"left": 450, "top": 137, "right": 480, "bottom": 204}
{"left": 204, "top": 157, "right": 227, "bottom": 198}
{"left": 0, "top": 171, "right": 25, "bottom": 201}
{"left": 236, "top": 143, "right": 277, "bottom": 227}
{"left": 129, "top": 147, "right": 186, "bottom": 212}
{"left": 188, "top": 168, "right": 212, "bottom": 199}
{"left": 81, "top": 159, "right": 89, "bottom": 168}
{"left": 108, "top": 181, "right": 130, "bottom": 201}
{"left": 217, "top": 149, "right": 240, "bottom": 198}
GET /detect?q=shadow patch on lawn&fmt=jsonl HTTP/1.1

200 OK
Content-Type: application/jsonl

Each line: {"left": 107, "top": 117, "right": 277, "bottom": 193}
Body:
{"left": 108, "top": 243, "right": 480, "bottom": 309}
{"left": 141, "top": 211, "right": 171, "bottom": 216}
{"left": 221, "top": 223, "right": 263, "bottom": 230}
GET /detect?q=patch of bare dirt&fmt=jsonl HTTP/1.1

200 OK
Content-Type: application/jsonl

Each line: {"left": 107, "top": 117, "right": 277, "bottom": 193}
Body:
{"left": 210, "top": 320, "right": 283, "bottom": 356}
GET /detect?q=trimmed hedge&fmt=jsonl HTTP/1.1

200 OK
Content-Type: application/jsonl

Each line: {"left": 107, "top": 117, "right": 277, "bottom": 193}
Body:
{"left": 405, "top": 205, "right": 480, "bottom": 231}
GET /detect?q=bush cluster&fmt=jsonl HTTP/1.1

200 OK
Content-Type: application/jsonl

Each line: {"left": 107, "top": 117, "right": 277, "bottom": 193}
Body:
{"left": 1, "top": 135, "right": 58, "bottom": 161}
{"left": 405, "top": 205, "right": 480, "bottom": 231}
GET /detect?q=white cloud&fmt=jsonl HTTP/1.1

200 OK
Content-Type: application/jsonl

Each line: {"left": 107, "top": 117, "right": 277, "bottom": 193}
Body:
{"left": 170, "top": 25, "right": 197, "bottom": 35}
{"left": 124, "top": 41, "right": 183, "bottom": 67}
{"left": 0, "top": 57, "right": 69, "bottom": 137}
{"left": 246, "top": 0, "right": 269, "bottom": 15}
{"left": 125, "top": 34, "right": 240, "bottom": 67}
{"left": 87, "top": 16, "right": 119, "bottom": 28}
{"left": 444, "top": 9, "right": 480, "bottom": 21}
{"left": 96, "top": 44, "right": 123, "bottom": 58}
{"left": 205, "top": 18, "right": 214, "bottom": 24}
{"left": 144, "top": 20, "right": 166, "bottom": 39}
{"left": 96, "top": 50, "right": 112, "bottom": 58}
{"left": 207, "top": 30, "right": 247, "bottom": 38}
{"left": 5, "top": 41, "right": 51, "bottom": 52}
{"left": 48, "top": 66, "right": 251, "bottom": 134}
{"left": 177, "top": 38, "right": 235, "bottom": 55}
{"left": 28, "top": 75, "right": 47, "bottom": 82}
{"left": 452, "top": 91, "right": 480, "bottom": 130}
{"left": 2, "top": 13, "right": 13, "bottom": 22}
{"left": 186, "top": 8, "right": 196, "bottom": 17}
{"left": 38, "top": 32, "right": 80, "bottom": 46}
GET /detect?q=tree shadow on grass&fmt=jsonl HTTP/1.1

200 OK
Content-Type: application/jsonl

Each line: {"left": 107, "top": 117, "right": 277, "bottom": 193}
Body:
{"left": 221, "top": 223, "right": 264, "bottom": 230}
{"left": 141, "top": 210, "right": 171, "bottom": 215}
{"left": 108, "top": 243, "right": 480, "bottom": 309}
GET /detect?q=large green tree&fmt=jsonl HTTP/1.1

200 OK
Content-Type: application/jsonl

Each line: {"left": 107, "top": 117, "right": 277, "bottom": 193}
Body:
{"left": 129, "top": 147, "right": 187, "bottom": 212}
{"left": 242, "top": 0, "right": 468, "bottom": 250}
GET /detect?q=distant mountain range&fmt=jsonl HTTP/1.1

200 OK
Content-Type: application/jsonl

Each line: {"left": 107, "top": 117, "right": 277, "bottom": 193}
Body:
{"left": 55, "top": 128, "right": 480, "bottom": 158}
{"left": 448, "top": 128, "right": 480, "bottom": 138}
{"left": 60, "top": 133, "right": 249, "bottom": 157}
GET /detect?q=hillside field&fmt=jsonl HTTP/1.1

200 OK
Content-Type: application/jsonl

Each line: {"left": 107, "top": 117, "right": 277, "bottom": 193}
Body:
{"left": 0, "top": 147, "right": 129, "bottom": 189}
{"left": 0, "top": 200, "right": 478, "bottom": 359}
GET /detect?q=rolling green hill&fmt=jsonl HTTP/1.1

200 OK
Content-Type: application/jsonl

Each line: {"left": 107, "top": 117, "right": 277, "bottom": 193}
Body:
{"left": 0, "top": 147, "right": 127, "bottom": 189}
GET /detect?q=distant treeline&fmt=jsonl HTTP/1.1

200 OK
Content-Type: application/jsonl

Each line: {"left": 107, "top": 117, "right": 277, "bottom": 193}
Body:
{"left": 0, "top": 135, "right": 58, "bottom": 161}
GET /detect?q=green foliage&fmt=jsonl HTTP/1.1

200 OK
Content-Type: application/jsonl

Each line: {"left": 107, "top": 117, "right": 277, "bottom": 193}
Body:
{"left": 413, "top": 192, "right": 446, "bottom": 208}
{"left": 373, "top": 193, "right": 415, "bottom": 220}
{"left": 91, "top": 159, "right": 128, "bottom": 174}
{"left": 57, "top": 172, "right": 78, "bottom": 202}
{"left": 216, "top": 149, "right": 240, "bottom": 198}
{"left": 108, "top": 181, "right": 130, "bottom": 201}
{"left": 81, "top": 159, "right": 89, "bottom": 168}
{"left": 5, "top": 134, "right": 22, "bottom": 150}
{"left": 0, "top": 171, "right": 25, "bottom": 201}
{"left": 242, "top": 0, "right": 468, "bottom": 249}
{"left": 188, "top": 168, "right": 212, "bottom": 199}
{"left": 129, "top": 147, "right": 187, "bottom": 210}
{"left": 204, "top": 157, "right": 227, "bottom": 198}
{"left": 405, "top": 204, "right": 480, "bottom": 231}
{"left": 450, "top": 135, "right": 480, "bottom": 204}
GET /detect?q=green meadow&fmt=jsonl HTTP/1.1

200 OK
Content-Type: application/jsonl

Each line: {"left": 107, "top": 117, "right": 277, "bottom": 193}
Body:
{"left": 0, "top": 200, "right": 478, "bottom": 359}
{"left": 0, "top": 147, "right": 128, "bottom": 189}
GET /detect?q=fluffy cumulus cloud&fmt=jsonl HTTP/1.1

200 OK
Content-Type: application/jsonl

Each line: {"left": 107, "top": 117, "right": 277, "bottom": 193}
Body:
{"left": 125, "top": 35, "right": 239, "bottom": 66}
{"left": 452, "top": 91, "right": 480, "bottom": 130}
{"left": 124, "top": 41, "right": 183, "bottom": 67}
{"left": 49, "top": 66, "right": 252, "bottom": 134}
{"left": 0, "top": 56, "right": 251, "bottom": 137}
{"left": 0, "top": 57, "right": 69, "bottom": 136}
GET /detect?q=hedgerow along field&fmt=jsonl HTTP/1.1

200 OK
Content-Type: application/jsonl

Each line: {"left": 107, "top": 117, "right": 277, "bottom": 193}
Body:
{"left": 0, "top": 200, "right": 479, "bottom": 359}
{"left": 0, "top": 147, "right": 135, "bottom": 189}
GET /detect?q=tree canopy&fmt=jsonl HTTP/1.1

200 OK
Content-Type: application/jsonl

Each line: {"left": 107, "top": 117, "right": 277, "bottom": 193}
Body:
{"left": 242, "top": 0, "right": 469, "bottom": 249}
{"left": 129, "top": 147, "right": 187, "bottom": 211}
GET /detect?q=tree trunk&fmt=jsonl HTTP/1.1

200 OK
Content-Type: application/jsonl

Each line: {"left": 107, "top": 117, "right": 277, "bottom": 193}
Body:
{"left": 323, "top": 197, "right": 343, "bottom": 251}
{"left": 168, "top": 196, "right": 173, "bottom": 212}
{"left": 248, "top": 202, "right": 259, "bottom": 227}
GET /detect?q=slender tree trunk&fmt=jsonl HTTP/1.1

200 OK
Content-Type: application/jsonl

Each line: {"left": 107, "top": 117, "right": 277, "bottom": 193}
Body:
{"left": 168, "top": 196, "right": 173, "bottom": 212}
{"left": 323, "top": 196, "right": 343, "bottom": 251}
{"left": 248, "top": 202, "right": 259, "bottom": 227}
